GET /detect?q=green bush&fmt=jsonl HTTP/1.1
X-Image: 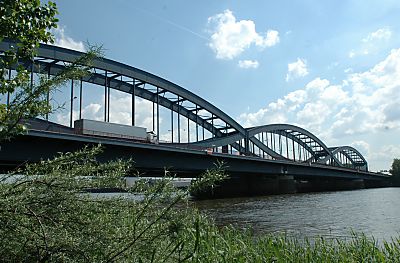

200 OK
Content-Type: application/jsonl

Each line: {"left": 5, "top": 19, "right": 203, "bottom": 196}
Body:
{"left": 0, "top": 145, "right": 226, "bottom": 262}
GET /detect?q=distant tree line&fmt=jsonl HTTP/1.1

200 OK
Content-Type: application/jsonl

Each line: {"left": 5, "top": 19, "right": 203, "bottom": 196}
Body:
{"left": 390, "top": 158, "right": 400, "bottom": 186}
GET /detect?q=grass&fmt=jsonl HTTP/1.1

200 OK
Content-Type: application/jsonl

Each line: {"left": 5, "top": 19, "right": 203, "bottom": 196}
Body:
{"left": 186, "top": 223, "right": 400, "bottom": 262}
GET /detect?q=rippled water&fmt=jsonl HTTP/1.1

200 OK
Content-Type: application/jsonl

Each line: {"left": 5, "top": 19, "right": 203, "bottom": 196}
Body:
{"left": 194, "top": 187, "right": 400, "bottom": 241}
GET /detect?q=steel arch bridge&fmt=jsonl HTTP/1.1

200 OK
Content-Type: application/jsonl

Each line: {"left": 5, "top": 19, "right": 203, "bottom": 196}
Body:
{"left": 0, "top": 41, "right": 368, "bottom": 172}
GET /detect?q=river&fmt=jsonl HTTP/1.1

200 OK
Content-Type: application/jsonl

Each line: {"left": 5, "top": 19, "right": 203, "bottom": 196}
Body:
{"left": 194, "top": 187, "right": 400, "bottom": 241}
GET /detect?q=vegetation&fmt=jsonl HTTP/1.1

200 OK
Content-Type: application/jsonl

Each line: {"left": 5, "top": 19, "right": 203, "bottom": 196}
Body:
{"left": 2, "top": 146, "right": 400, "bottom": 262}
{"left": 188, "top": 230, "right": 400, "bottom": 263}
{"left": 2, "top": 0, "right": 400, "bottom": 262}
{"left": 0, "top": 145, "right": 229, "bottom": 262}
{"left": 389, "top": 159, "right": 400, "bottom": 186}
{"left": 390, "top": 159, "right": 400, "bottom": 177}
{"left": 0, "top": 0, "right": 99, "bottom": 141}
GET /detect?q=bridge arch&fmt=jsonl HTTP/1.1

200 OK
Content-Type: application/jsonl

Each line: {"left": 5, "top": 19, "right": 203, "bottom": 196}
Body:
{"left": 325, "top": 146, "right": 368, "bottom": 171}
{"left": 191, "top": 123, "right": 343, "bottom": 165}
{"left": 0, "top": 41, "right": 247, "bottom": 146}
{"left": 247, "top": 124, "right": 337, "bottom": 163}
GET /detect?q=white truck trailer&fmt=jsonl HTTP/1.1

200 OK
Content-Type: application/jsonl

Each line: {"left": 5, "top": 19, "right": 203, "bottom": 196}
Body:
{"left": 74, "top": 119, "right": 157, "bottom": 143}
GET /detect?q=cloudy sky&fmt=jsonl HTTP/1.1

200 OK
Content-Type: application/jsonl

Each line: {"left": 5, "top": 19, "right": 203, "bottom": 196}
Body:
{"left": 52, "top": 0, "right": 400, "bottom": 171}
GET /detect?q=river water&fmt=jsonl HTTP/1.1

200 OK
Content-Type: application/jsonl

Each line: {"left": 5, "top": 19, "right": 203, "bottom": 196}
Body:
{"left": 194, "top": 187, "right": 400, "bottom": 241}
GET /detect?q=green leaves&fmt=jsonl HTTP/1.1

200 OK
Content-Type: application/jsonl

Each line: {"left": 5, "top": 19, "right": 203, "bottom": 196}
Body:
{"left": 390, "top": 159, "right": 400, "bottom": 177}
{"left": 0, "top": 0, "right": 58, "bottom": 62}
{"left": 0, "top": 0, "right": 102, "bottom": 142}
{"left": 0, "top": 0, "right": 57, "bottom": 141}
{"left": 0, "top": 144, "right": 225, "bottom": 262}
{"left": 189, "top": 160, "right": 229, "bottom": 195}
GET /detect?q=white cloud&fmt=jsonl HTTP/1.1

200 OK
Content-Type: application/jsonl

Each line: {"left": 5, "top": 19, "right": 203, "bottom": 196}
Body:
{"left": 256, "top": 30, "right": 280, "bottom": 47}
{"left": 207, "top": 9, "right": 279, "bottom": 60}
{"left": 238, "top": 59, "right": 259, "bottom": 69}
{"left": 349, "top": 27, "right": 392, "bottom": 58}
{"left": 238, "top": 48, "right": 400, "bottom": 170}
{"left": 305, "top": 77, "right": 329, "bottom": 91}
{"left": 362, "top": 28, "right": 392, "bottom": 43}
{"left": 286, "top": 58, "right": 308, "bottom": 81}
{"left": 296, "top": 101, "right": 330, "bottom": 127}
{"left": 320, "top": 85, "right": 348, "bottom": 104}
{"left": 56, "top": 93, "right": 157, "bottom": 131}
{"left": 351, "top": 141, "right": 371, "bottom": 157}
{"left": 52, "top": 26, "right": 86, "bottom": 52}
{"left": 367, "top": 144, "right": 400, "bottom": 171}
{"left": 56, "top": 103, "right": 102, "bottom": 126}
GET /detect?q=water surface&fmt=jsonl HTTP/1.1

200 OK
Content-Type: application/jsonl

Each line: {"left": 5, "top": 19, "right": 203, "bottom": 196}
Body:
{"left": 194, "top": 187, "right": 400, "bottom": 241}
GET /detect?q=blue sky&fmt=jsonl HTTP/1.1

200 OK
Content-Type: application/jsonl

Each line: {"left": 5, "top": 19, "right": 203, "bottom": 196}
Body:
{"left": 51, "top": 0, "right": 400, "bottom": 171}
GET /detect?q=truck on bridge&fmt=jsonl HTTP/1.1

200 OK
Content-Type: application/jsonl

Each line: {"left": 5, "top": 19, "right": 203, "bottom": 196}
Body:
{"left": 74, "top": 119, "right": 158, "bottom": 144}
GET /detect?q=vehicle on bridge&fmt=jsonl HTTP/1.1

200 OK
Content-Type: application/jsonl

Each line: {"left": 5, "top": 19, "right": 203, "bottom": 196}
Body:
{"left": 74, "top": 119, "right": 158, "bottom": 144}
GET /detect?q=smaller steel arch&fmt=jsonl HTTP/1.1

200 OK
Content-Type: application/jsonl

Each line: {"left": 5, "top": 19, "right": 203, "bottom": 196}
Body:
{"left": 320, "top": 146, "right": 368, "bottom": 171}
{"left": 190, "top": 123, "right": 346, "bottom": 164}
{"left": 247, "top": 124, "right": 341, "bottom": 164}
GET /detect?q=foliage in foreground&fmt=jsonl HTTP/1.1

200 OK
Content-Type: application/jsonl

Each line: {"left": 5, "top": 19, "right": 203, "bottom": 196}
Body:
{"left": 1, "top": 146, "right": 400, "bottom": 262}
{"left": 0, "top": 145, "right": 227, "bottom": 262}
{"left": 0, "top": 0, "right": 101, "bottom": 141}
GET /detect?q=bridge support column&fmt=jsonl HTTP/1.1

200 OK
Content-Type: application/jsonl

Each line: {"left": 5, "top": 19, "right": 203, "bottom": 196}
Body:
{"left": 247, "top": 175, "right": 279, "bottom": 195}
{"left": 192, "top": 174, "right": 296, "bottom": 199}
{"left": 364, "top": 179, "right": 392, "bottom": 188}
{"left": 345, "top": 179, "right": 365, "bottom": 190}
{"left": 222, "top": 145, "right": 228, "bottom": 153}
{"left": 277, "top": 175, "right": 296, "bottom": 194}
{"left": 296, "top": 179, "right": 365, "bottom": 193}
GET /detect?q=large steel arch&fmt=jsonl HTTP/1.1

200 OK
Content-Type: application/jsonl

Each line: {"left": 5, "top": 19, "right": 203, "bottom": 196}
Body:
{"left": 0, "top": 41, "right": 246, "bottom": 144}
{"left": 0, "top": 40, "right": 368, "bottom": 171}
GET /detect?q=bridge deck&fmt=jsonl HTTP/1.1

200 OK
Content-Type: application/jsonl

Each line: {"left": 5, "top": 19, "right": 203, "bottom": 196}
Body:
{"left": 0, "top": 128, "right": 387, "bottom": 181}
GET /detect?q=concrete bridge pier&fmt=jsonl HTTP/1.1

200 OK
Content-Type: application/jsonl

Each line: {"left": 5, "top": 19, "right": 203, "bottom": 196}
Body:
{"left": 192, "top": 174, "right": 296, "bottom": 199}
{"left": 296, "top": 178, "right": 365, "bottom": 193}
{"left": 278, "top": 175, "right": 296, "bottom": 194}
{"left": 364, "top": 179, "right": 392, "bottom": 189}
{"left": 193, "top": 176, "right": 367, "bottom": 199}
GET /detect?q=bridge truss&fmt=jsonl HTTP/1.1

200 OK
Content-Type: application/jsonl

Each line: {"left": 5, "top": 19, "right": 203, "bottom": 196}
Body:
{"left": 0, "top": 41, "right": 368, "bottom": 171}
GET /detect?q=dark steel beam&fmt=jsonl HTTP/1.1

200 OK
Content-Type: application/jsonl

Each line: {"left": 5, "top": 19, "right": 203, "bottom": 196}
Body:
{"left": 79, "top": 78, "right": 83, "bottom": 120}
{"left": 70, "top": 80, "right": 74, "bottom": 127}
